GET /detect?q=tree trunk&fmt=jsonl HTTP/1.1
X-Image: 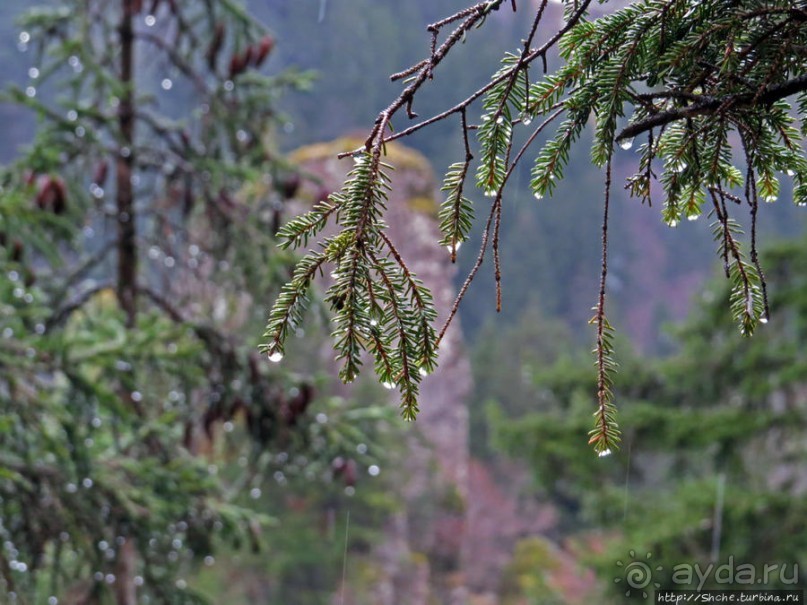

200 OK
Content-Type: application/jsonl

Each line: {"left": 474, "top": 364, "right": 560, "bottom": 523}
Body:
{"left": 114, "top": 6, "right": 139, "bottom": 605}
{"left": 114, "top": 538, "right": 137, "bottom": 605}
{"left": 117, "top": 0, "right": 137, "bottom": 326}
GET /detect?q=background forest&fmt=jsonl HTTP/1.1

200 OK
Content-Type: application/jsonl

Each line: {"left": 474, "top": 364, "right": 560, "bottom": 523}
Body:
{"left": 0, "top": 1, "right": 805, "bottom": 605}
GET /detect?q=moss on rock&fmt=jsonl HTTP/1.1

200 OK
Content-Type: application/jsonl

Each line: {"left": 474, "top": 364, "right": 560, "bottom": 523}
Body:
{"left": 291, "top": 136, "right": 439, "bottom": 215}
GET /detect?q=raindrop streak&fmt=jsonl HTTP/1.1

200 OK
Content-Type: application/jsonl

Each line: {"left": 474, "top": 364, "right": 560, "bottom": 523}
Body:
{"left": 339, "top": 510, "right": 350, "bottom": 605}
{"left": 268, "top": 351, "right": 283, "bottom": 363}
{"left": 710, "top": 473, "right": 726, "bottom": 562}
{"left": 623, "top": 439, "right": 633, "bottom": 523}
{"left": 318, "top": 0, "right": 328, "bottom": 23}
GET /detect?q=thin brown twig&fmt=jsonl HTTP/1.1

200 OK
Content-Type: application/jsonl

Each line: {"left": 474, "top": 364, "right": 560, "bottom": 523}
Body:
{"left": 739, "top": 131, "right": 771, "bottom": 320}
{"left": 435, "top": 197, "right": 499, "bottom": 348}
{"left": 493, "top": 136, "right": 516, "bottom": 312}
{"left": 360, "top": 2, "right": 497, "bottom": 152}
{"left": 709, "top": 191, "right": 754, "bottom": 314}
{"left": 489, "top": 0, "right": 549, "bottom": 128}
{"left": 391, "top": 60, "right": 429, "bottom": 82}
{"left": 447, "top": 109, "right": 474, "bottom": 264}
{"left": 436, "top": 106, "right": 566, "bottom": 343}
{"left": 593, "top": 155, "right": 613, "bottom": 451}
{"left": 502, "top": 106, "right": 565, "bottom": 185}
{"left": 338, "top": 0, "right": 593, "bottom": 159}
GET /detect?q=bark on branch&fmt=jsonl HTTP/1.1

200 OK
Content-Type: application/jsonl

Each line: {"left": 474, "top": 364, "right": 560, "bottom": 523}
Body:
{"left": 617, "top": 74, "right": 807, "bottom": 142}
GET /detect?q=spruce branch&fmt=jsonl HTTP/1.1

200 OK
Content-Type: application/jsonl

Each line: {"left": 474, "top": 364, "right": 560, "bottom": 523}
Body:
{"left": 367, "top": 248, "right": 423, "bottom": 420}
{"left": 268, "top": 0, "right": 806, "bottom": 451}
{"left": 589, "top": 157, "right": 621, "bottom": 457}
{"left": 709, "top": 190, "right": 764, "bottom": 336}
{"left": 617, "top": 75, "right": 807, "bottom": 143}
{"left": 275, "top": 197, "right": 340, "bottom": 249}
{"left": 261, "top": 249, "right": 327, "bottom": 359}
{"left": 438, "top": 110, "right": 475, "bottom": 263}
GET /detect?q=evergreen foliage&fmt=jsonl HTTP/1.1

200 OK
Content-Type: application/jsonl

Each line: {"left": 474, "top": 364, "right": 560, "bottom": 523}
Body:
{"left": 0, "top": 2, "right": 390, "bottom": 603}
{"left": 491, "top": 238, "right": 807, "bottom": 598}
{"left": 267, "top": 0, "right": 807, "bottom": 452}
{"left": 263, "top": 152, "right": 438, "bottom": 421}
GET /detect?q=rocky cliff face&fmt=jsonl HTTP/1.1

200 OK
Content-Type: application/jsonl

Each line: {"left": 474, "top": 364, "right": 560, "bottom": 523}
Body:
{"left": 291, "top": 137, "right": 472, "bottom": 605}
{"left": 289, "top": 137, "right": 600, "bottom": 605}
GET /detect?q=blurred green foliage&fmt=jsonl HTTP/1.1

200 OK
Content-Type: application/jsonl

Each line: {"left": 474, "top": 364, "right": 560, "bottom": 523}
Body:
{"left": 0, "top": 2, "right": 400, "bottom": 603}
{"left": 491, "top": 239, "right": 807, "bottom": 600}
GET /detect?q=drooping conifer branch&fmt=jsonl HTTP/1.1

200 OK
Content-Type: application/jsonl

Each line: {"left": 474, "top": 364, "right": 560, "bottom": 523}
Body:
{"left": 268, "top": 0, "right": 807, "bottom": 453}
{"left": 589, "top": 157, "right": 620, "bottom": 457}
{"left": 438, "top": 110, "right": 475, "bottom": 263}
